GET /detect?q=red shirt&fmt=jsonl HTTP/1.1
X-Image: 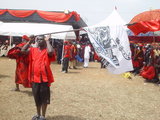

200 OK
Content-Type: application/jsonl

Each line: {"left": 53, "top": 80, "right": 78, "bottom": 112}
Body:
{"left": 94, "top": 52, "right": 100, "bottom": 61}
{"left": 70, "top": 45, "right": 77, "bottom": 60}
{"left": 28, "top": 47, "right": 55, "bottom": 85}
{"left": 141, "top": 65, "right": 155, "bottom": 80}
{"left": 64, "top": 45, "right": 71, "bottom": 58}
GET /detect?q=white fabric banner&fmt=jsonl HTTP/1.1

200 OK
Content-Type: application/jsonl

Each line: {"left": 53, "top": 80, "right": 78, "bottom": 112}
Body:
{"left": 85, "top": 25, "right": 133, "bottom": 74}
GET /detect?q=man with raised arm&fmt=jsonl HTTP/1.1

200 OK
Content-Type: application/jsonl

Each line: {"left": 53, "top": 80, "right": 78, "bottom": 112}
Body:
{"left": 22, "top": 35, "right": 55, "bottom": 120}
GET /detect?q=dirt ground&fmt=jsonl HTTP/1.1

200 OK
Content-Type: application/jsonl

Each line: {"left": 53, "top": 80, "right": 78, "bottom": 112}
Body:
{"left": 0, "top": 57, "right": 160, "bottom": 120}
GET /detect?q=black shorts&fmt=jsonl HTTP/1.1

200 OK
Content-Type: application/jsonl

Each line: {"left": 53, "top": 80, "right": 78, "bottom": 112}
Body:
{"left": 32, "top": 82, "right": 50, "bottom": 106}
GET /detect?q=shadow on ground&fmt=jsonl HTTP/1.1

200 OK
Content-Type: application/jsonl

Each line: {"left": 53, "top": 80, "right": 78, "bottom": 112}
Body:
{"left": 87, "top": 66, "right": 99, "bottom": 69}
{"left": 67, "top": 71, "right": 81, "bottom": 74}
{"left": 0, "top": 74, "right": 10, "bottom": 78}
{"left": 21, "top": 89, "right": 55, "bottom": 97}
{"left": 21, "top": 90, "right": 33, "bottom": 96}
{"left": 47, "top": 115, "right": 86, "bottom": 120}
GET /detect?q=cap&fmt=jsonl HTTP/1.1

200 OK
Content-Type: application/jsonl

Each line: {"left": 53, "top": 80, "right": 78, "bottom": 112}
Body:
{"left": 22, "top": 35, "right": 30, "bottom": 41}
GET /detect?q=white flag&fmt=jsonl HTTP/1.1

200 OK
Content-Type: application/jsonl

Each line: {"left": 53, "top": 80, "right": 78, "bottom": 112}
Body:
{"left": 85, "top": 25, "right": 133, "bottom": 74}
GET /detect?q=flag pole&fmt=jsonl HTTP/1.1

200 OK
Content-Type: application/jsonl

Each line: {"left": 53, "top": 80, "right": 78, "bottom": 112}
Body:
{"left": 37, "top": 28, "right": 84, "bottom": 36}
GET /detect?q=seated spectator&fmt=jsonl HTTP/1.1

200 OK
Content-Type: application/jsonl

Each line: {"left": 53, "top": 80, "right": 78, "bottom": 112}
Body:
{"left": 140, "top": 60, "right": 156, "bottom": 83}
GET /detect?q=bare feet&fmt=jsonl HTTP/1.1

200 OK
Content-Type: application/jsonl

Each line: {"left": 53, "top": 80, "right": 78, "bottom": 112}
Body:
{"left": 11, "top": 88, "right": 20, "bottom": 91}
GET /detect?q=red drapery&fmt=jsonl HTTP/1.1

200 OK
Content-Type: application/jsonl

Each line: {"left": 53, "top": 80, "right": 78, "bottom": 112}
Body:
{"left": 129, "top": 36, "right": 160, "bottom": 43}
{"left": 8, "top": 10, "right": 36, "bottom": 17}
{"left": 0, "top": 9, "right": 7, "bottom": 15}
{"left": 128, "top": 9, "right": 160, "bottom": 35}
{"left": 0, "top": 9, "right": 80, "bottom": 22}
{"left": 128, "top": 20, "right": 160, "bottom": 35}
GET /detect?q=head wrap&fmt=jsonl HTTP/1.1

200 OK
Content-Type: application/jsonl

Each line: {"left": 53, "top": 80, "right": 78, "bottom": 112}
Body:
{"left": 22, "top": 35, "right": 30, "bottom": 41}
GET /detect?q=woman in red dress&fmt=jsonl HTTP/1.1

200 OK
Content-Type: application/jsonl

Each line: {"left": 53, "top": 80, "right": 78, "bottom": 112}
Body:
{"left": 7, "top": 35, "right": 30, "bottom": 91}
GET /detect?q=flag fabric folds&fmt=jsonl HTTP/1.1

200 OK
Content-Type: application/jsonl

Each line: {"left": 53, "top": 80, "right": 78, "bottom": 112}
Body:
{"left": 85, "top": 25, "right": 133, "bottom": 74}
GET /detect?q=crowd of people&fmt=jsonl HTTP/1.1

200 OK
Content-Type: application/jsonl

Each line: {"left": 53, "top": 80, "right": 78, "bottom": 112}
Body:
{"left": 3, "top": 34, "right": 102, "bottom": 120}
{"left": 2, "top": 33, "right": 160, "bottom": 119}
{"left": 0, "top": 39, "right": 10, "bottom": 57}
{"left": 130, "top": 42, "right": 160, "bottom": 84}
{"left": 0, "top": 36, "right": 25, "bottom": 57}
{"left": 53, "top": 37, "right": 101, "bottom": 73}
{"left": 2, "top": 35, "right": 160, "bottom": 84}
{"left": 0, "top": 33, "right": 160, "bottom": 120}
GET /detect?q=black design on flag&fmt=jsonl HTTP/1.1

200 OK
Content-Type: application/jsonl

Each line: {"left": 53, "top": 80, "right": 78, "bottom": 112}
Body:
{"left": 84, "top": 9, "right": 133, "bottom": 74}
{"left": 87, "top": 26, "right": 131, "bottom": 67}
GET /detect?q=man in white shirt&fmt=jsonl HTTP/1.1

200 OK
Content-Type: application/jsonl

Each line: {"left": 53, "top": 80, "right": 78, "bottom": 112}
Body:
{"left": 84, "top": 43, "right": 91, "bottom": 68}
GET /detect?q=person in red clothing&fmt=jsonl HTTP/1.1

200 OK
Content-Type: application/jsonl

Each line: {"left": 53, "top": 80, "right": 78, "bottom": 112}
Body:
{"left": 7, "top": 35, "right": 30, "bottom": 91}
{"left": 132, "top": 45, "right": 144, "bottom": 75}
{"left": 69, "top": 41, "right": 77, "bottom": 69}
{"left": 140, "top": 59, "right": 156, "bottom": 83}
{"left": 62, "top": 41, "right": 71, "bottom": 73}
{"left": 22, "top": 35, "right": 55, "bottom": 120}
{"left": 154, "top": 55, "right": 160, "bottom": 84}
{"left": 140, "top": 62, "right": 148, "bottom": 76}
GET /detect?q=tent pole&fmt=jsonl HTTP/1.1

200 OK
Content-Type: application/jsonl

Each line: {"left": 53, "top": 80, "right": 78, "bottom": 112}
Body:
{"left": 61, "top": 40, "right": 65, "bottom": 69}
{"left": 9, "top": 36, "right": 12, "bottom": 49}
{"left": 37, "top": 28, "right": 84, "bottom": 36}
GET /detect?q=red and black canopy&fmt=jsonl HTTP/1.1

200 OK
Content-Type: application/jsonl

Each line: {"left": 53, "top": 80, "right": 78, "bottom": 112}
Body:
{"left": 0, "top": 9, "right": 87, "bottom": 29}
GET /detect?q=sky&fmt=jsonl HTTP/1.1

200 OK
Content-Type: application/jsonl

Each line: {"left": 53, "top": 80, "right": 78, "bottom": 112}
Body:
{"left": 0, "top": 0, "right": 160, "bottom": 26}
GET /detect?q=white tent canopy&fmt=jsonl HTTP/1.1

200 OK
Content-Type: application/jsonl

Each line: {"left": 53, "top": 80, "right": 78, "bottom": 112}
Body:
{"left": 85, "top": 9, "right": 133, "bottom": 74}
{"left": 0, "top": 22, "right": 76, "bottom": 39}
{"left": 94, "top": 9, "right": 127, "bottom": 27}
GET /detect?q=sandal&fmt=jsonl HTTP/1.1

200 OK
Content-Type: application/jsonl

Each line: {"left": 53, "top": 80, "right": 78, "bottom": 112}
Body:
{"left": 39, "top": 116, "right": 46, "bottom": 120}
{"left": 32, "top": 115, "right": 40, "bottom": 120}
{"left": 11, "top": 88, "right": 20, "bottom": 92}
